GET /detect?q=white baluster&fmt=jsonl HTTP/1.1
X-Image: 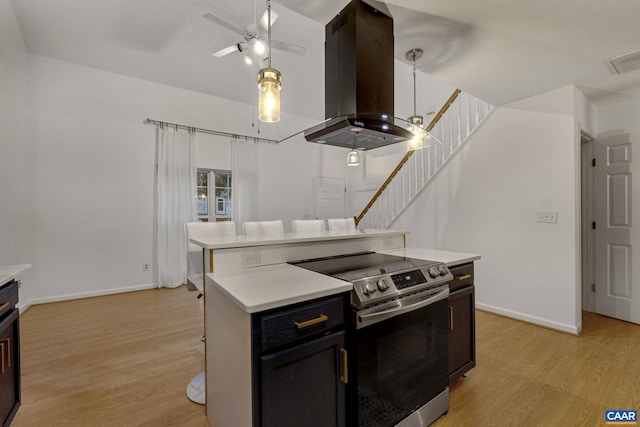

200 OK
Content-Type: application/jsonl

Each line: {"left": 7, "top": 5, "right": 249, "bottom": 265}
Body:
{"left": 412, "top": 156, "right": 417, "bottom": 197}
{"left": 448, "top": 110, "right": 452, "bottom": 157}
{"left": 457, "top": 98, "right": 462, "bottom": 148}
{"left": 420, "top": 144, "right": 425, "bottom": 186}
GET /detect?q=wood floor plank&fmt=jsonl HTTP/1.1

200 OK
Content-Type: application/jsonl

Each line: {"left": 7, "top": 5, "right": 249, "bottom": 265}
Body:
{"left": 11, "top": 288, "right": 640, "bottom": 426}
{"left": 12, "top": 287, "right": 208, "bottom": 427}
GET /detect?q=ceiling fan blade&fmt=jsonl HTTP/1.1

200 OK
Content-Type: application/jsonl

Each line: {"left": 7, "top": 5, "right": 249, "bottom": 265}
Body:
{"left": 212, "top": 44, "right": 239, "bottom": 58}
{"left": 259, "top": 9, "right": 279, "bottom": 30}
{"left": 271, "top": 40, "right": 306, "bottom": 56}
{"left": 203, "top": 12, "right": 245, "bottom": 36}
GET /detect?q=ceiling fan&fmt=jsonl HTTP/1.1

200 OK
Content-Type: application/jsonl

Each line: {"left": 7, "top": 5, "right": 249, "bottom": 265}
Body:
{"left": 203, "top": 8, "right": 306, "bottom": 63}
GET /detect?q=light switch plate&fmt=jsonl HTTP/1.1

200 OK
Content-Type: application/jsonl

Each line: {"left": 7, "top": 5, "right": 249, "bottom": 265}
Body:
{"left": 536, "top": 211, "right": 558, "bottom": 224}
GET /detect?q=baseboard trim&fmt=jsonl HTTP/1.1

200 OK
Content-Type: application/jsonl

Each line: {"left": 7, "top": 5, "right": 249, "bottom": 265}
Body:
{"left": 19, "top": 283, "right": 158, "bottom": 311}
{"left": 476, "top": 302, "right": 581, "bottom": 335}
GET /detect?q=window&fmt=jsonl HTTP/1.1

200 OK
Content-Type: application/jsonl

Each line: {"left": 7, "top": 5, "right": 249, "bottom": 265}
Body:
{"left": 197, "top": 169, "right": 232, "bottom": 222}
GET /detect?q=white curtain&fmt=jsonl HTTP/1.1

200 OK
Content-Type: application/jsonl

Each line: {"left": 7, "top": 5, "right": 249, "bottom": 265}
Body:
{"left": 156, "top": 125, "right": 197, "bottom": 288}
{"left": 232, "top": 139, "right": 260, "bottom": 235}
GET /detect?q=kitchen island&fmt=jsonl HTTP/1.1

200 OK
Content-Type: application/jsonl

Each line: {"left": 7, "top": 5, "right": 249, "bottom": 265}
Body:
{"left": 196, "top": 231, "right": 479, "bottom": 426}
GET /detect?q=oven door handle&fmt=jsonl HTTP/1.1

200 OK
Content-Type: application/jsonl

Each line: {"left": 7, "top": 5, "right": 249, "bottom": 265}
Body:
{"left": 357, "top": 288, "right": 449, "bottom": 328}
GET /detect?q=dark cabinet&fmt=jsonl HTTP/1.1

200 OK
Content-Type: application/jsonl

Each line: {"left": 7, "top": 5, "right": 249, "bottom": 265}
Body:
{"left": 448, "top": 263, "right": 476, "bottom": 384}
{"left": 0, "top": 280, "right": 20, "bottom": 427}
{"left": 253, "top": 294, "right": 348, "bottom": 427}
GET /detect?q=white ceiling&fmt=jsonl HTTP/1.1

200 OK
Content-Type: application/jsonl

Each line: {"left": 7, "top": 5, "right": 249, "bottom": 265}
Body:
{"left": 10, "top": 0, "right": 640, "bottom": 121}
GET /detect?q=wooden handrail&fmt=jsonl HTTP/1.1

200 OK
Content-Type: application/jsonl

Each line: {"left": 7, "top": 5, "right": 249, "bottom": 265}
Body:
{"left": 355, "top": 89, "right": 462, "bottom": 226}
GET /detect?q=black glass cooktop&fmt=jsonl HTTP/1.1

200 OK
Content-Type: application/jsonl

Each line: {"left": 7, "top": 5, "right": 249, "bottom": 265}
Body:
{"left": 288, "top": 251, "right": 438, "bottom": 282}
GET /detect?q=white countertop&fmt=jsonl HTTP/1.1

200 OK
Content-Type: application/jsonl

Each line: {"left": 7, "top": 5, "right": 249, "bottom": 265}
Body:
{"left": 206, "top": 247, "right": 480, "bottom": 314}
{"left": 191, "top": 229, "right": 406, "bottom": 250}
{"left": 0, "top": 264, "right": 32, "bottom": 287}
{"left": 207, "top": 263, "right": 352, "bottom": 314}
{"left": 377, "top": 247, "right": 480, "bottom": 266}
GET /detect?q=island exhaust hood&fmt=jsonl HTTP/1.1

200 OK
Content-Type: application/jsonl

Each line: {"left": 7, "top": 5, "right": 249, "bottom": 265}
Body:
{"left": 303, "top": 0, "right": 423, "bottom": 150}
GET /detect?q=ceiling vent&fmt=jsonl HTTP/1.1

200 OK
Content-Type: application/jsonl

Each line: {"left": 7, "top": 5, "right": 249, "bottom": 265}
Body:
{"left": 608, "top": 49, "right": 640, "bottom": 75}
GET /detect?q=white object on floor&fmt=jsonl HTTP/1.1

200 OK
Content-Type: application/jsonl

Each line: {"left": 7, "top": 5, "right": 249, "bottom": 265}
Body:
{"left": 186, "top": 370, "right": 205, "bottom": 405}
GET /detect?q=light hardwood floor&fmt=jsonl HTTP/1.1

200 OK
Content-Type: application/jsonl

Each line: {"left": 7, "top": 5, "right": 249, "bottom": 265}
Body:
{"left": 12, "top": 287, "right": 640, "bottom": 426}
{"left": 13, "top": 287, "right": 208, "bottom": 427}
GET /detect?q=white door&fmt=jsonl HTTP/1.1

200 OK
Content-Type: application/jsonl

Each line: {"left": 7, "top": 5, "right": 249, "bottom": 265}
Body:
{"left": 313, "top": 176, "right": 346, "bottom": 219}
{"left": 593, "top": 133, "right": 637, "bottom": 323}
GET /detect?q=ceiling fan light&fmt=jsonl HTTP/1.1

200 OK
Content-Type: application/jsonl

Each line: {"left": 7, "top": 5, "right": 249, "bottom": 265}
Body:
{"left": 258, "top": 68, "right": 281, "bottom": 123}
{"left": 244, "top": 55, "right": 253, "bottom": 65}
{"left": 253, "top": 40, "right": 266, "bottom": 56}
{"left": 347, "top": 150, "right": 360, "bottom": 166}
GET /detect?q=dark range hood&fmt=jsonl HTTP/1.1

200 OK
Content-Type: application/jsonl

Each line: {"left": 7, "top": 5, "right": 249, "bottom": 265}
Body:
{"left": 303, "top": 0, "right": 421, "bottom": 150}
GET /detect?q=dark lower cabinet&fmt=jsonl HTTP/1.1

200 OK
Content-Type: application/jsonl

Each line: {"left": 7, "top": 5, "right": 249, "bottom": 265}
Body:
{"left": 0, "top": 280, "right": 20, "bottom": 427}
{"left": 448, "top": 263, "right": 476, "bottom": 384}
{"left": 253, "top": 294, "right": 348, "bottom": 427}
{"left": 260, "top": 331, "right": 346, "bottom": 427}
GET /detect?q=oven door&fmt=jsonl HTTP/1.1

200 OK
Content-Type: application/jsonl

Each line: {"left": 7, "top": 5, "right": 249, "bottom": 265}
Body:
{"left": 352, "top": 287, "right": 449, "bottom": 427}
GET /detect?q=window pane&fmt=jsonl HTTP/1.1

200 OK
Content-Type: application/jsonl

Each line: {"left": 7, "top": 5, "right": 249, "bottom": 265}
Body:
{"left": 198, "top": 199, "right": 208, "bottom": 215}
{"left": 215, "top": 173, "right": 229, "bottom": 187}
{"left": 197, "top": 172, "right": 208, "bottom": 187}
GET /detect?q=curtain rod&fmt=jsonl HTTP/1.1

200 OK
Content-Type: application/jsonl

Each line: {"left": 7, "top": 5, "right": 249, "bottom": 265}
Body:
{"left": 143, "top": 118, "right": 279, "bottom": 144}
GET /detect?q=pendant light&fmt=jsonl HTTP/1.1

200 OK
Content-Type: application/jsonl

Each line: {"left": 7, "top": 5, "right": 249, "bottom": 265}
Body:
{"left": 347, "top": 150, "right": 360, "bottom": 166}
{"left": 406, "top": 48, "right": 427, "bottom": 150}
{"left": 347, "top": 130, "right": 361, "bottom": 166}
{"left": 257, "top": 0, "right": 281, "bottom": 123}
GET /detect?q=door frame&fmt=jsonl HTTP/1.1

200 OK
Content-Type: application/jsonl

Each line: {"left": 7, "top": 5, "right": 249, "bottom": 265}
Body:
{"left": 581, "top": 131, "right": 596, "bottom": 313}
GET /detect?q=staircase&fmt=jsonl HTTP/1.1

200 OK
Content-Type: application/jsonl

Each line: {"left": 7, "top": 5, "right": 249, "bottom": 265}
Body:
{"left": 355, "top": 89, "right": 493, "bottom": 229}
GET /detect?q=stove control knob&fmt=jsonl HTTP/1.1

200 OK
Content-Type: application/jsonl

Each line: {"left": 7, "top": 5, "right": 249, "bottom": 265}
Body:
{"left": 377, "top": 279, "right": 389, "bottom": 291}
{"left": 438, "top": 265, "right": 449, "bottom": 275}
{"left": 363, "top": 282, "right": 377, "bottom": 296}
{"left": 429, "top": 267, "right": 440, "bottom": 278}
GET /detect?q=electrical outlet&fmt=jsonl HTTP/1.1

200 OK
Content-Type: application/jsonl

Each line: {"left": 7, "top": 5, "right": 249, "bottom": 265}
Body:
{"left": 142, "top": 263, "right": 150, "bottom": 272}
{"left": 241, "top": 251, "right": 261, "bottom": 267}
{"left": 536, "top": 211, "right": 558, "bottom": 224}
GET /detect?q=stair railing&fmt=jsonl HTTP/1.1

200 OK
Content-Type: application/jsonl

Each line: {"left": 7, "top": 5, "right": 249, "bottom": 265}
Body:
{"left": 355, "top": 89, "right": 492, "bottom": 229}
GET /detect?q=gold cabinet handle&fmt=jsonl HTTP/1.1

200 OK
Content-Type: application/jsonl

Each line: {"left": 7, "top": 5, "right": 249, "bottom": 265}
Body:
{"left": 0, "top": 339, "right": 8, "bottom": 374}
{"left": 449, "top": 306, "right": 454, "bottom": 330}
{"left": 456, "top": 274, "right": 471, "bottom": 281}
{"left": 294, "top": 314, "right": 328, "bottom": 329}
{"left": 0, "top": 302, "right": 9, "bottom": 312}
{"left": 340, "top": 348, "right": 348, "bottom": 384}
{"left": 0, "top": 342, "right": 4, "bottom": 374}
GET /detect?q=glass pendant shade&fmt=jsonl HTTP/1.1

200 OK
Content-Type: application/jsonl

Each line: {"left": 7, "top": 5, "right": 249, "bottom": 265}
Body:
{"left": 258, "top": 68, "right": 281, "bottom": 123}
{"left": 407, "top": 132, "right": 426, "bottom": 151}
{"left": 346, "top": 150, "right": 360, "bottom": 166}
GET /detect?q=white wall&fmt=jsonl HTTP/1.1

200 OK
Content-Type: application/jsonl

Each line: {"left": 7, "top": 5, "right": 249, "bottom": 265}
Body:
{"left": 391, "top": 86, "right": 583, "bottom": 333}
{"left": 22, "top": 54, "right": 342, "bottom": 306}
{"left": 596, "top": 95, "right": 640, "bottom": 133}
{"left": 257, "top": 140, "right": 349, "bottom": 231}
{"left": 0, "top": 0, "right": 34, "bottom": 305}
